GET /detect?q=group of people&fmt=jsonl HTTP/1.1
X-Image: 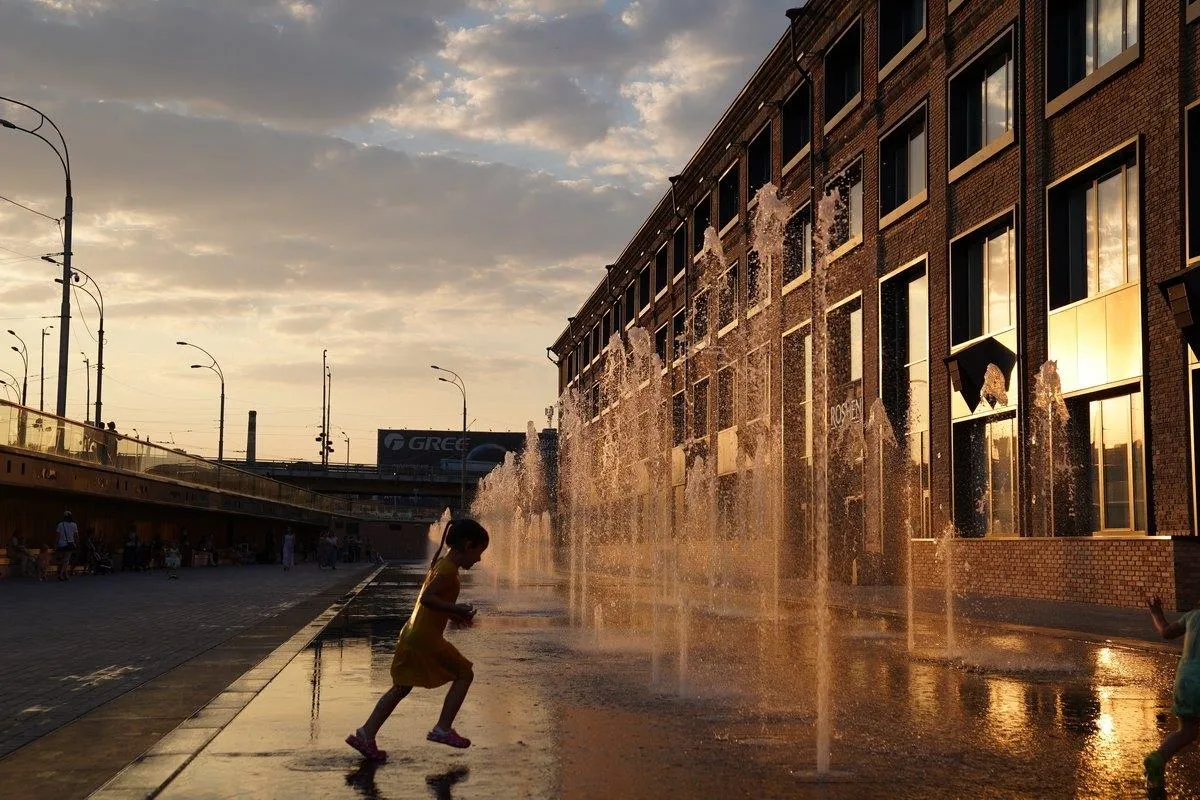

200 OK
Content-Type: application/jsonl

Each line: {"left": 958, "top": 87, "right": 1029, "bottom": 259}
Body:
{"left": 8, "top": 511, "right": 113, "bottom": 581}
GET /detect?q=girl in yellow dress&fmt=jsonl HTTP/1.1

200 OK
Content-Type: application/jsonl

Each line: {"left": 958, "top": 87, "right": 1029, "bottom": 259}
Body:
{"left": 347, "top": 518, "right": 488, "bottom": 760}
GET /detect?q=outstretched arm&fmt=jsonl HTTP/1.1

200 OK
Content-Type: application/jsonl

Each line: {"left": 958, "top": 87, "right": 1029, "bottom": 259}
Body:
{"left": 420, "top": 573, "right": 474, "bottom": 621}
{"left": 1148, "top": 595, "right": 1187, "bottom": 640}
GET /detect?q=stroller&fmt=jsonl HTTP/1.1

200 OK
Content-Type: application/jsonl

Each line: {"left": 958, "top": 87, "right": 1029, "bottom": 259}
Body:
{"left": 84, "top": 538, "right": 113, "bottom": 575}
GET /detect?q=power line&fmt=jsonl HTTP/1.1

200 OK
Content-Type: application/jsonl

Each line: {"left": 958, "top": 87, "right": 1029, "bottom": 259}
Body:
{"left": 0, "top": 193, "right": 60, "bottom": 223}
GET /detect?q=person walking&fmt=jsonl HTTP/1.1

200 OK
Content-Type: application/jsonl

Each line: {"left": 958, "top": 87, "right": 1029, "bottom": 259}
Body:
{"left": 1145, "top": 594, "right": 1200, "bottom": 794}
{"left": 54, "top": 511, "right": 78, "bottom": 581}
{"left": 282, "top": 528, "right": 295, "bottom": 571}
{"left": 10, "top": 529, "right": 34, "bottom": 578}
{"left": 122, "top": 525, "right": 139, "bottom": 571}
{"left": 346, "top": 518, "right": 489, "bottom": 761}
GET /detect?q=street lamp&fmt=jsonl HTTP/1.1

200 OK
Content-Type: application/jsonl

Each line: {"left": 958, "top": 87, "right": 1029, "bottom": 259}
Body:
{"left": 177, "top": 341, "right": 225, "bottom": 463}
{"left": 0, "top": 380, "right": 16, "bottom": 403}
{"left": 81, "top": 352, "right": 90, "bottom": 424}
{"left": 0, "top": 97, "right": 74, "bottom": 417}
{"left": 50, "top": 259, "right": 103, "bottom": 425}
{"left": 39, "top": 325, "right": 54, "bottom": 411}
{"left": 341, "top": 430, "right": 350, "bottom": 466}
{"left": 6, "top": 330, "right": 28, "bottom": 405}
{"left": 431, "top": 365, "right": 468, "bottom": 516}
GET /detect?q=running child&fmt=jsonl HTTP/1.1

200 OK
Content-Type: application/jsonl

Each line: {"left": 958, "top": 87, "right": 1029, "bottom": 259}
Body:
{"left": 1144, "top": 593, "right": 1200, "bottom": 792}
{"left": 347, "top": 518, "right": 488, "bottom": 761}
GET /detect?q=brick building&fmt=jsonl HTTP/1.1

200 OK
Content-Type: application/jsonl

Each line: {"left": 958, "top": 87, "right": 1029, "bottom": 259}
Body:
{"left": 550, "top": 0, "right": 1200, "bottom": 608}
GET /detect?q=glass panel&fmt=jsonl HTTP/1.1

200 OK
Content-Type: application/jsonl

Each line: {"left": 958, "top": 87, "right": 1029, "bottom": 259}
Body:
{"left": 1101, "top": 394, "right": 1131, "bottom": 529}
{"left": 986, "top": 227, "right": 1013, "bottom": 333}
{"left": 1126, "top": 0, "right": 1138, "bottom": 48}
{"left": 1132, "top": 391, "right": 1146, "bottom": 530}
{"left": 850, "top": 308, "right": 863, "bottom": 382}
{"left": 693, "top": 379, "right": 709, "bottom": 438}
{"left": 1090, "top": 406, "right": 1102, "bottom": 530}
{"left": 1085, "top": 0, "right": 1097, "bottom": 75}
{"left": 1126, "top": 163, "right": 1140, "bottom": 279}
{"left": 988, "top": 417, "right": 1016, "bottom": 535}
{"left": 907, "top": 362, "right": 929, "bottom": 432}
{"left": 907, "top": 274, "right": 928, "bottom": 362}
{"left": 850, "top": 175, "right": 864, "bottom": 240}
{"left": 908, "top": 127, "right": 926, "bottom": 199}
{"left": 984, "top": 56, "right": 1010, "bottom": 145}
{"left": 1097, "top": 0, "right": 1123, "bottom": 66}
{"left": 804, "top": 334, "right": 813, "bottom": 459}
{"left": 1086, "top": 181, "right": 1099, "bottom": 296}
{"left": 717, "top": 368, "right": 735, "bottom": 430}
{"left": 1097, "top": 171, "right": 1125, "bottom": 292}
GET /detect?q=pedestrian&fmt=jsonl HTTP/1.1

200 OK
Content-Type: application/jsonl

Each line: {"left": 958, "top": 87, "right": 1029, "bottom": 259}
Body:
{"left": 10, "top": 529, "right": 34, "bottom": 578}
{"left": 346, "top": 518, "right": 489, "bottom": 761}
{"left": 122, "top": 525, "right": 139, "bottom": 571}
{"left": 54, "top": 510, "right": 78, "bottom": 581}
{"left": 282, "top": 527, "right": 295, "bottom": 571}
{"left": 35, "top": 540, "right": 52, "bottom": 581}
{"left": 1145, "top": 594, "right": 1200, "bottom": 793}
{"left": 164, "top": 543, "right": 181, "bottom": 579}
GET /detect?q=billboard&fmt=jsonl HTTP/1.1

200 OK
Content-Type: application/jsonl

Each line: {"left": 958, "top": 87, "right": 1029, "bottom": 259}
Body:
{"left": 377, "top": 429, "right": 527, "bottom": 474}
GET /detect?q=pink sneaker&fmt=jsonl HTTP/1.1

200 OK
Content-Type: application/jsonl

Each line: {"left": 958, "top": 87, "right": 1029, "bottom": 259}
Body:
{"left": 346, "top": 732, "right": 388, "bottom": 762}
{"left": 427, "top": 727, "right": 471, "bottom": 748}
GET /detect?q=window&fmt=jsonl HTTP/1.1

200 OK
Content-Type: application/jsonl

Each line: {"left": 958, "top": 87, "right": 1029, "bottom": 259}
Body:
{"left": 747, "top": 250, "right": 764, "bottom": 307}
{"left": 694, "top": 290, "right": 710, "bottom": 341}
{"left": 953, "top": 413, "right": 1018, "bottom": 536}
{"left": 672, "top": 391, "right": 686, "bottom": 446}
{"left": 717, "top": 366, "right": 736, "bottom": 431}
{"left": 1066, "top": 390, "right": 1146, "bottom": 532}
{"left": 881, "top": 264, "right": 931, "bottom": 537}
{"left": 719, "top": 164, "right": 740, "bottom": 231}
{"left": 880, "top": 0, "right": 925, "bottom": 73}
{"left": 1048, "top": 0, "right": 1139, "bottom": 100}
{"left": 602, "top": 312, "right": 611, "bottom": 347}
{"left": 746, "top": 346, "right": 770, "bottom": 423}
{"left": 782, "top": 82, "right": 811, "bottom": 168}
{"left": 824, "top": 20, "right": 862, "bottom": 128}
{"left": 673, "top": 224, "right": 687, "bottom": 278}
{"left": 950, "top": 33, "right": 1014, "bottom": 170}
{"left": 693, "top": 194, "right": 712, "bottom": 256}
{"left": 655, "top": 324, "right": 669, "bottom": 368}
{"left": 567, "top": 352, "right": 576, "bottom": 382}
{"left": 639, "top": 266, "right": 652, "bottom": 311}
{"left": 782, "top": 325, "right": 813, "bottom": 561}
{"left": 748, "top": 124, "right": 772, "bottom": 201}
{"left": 1048, "top": 149, "right": 1139, "bottom": 309}
{"left": 826, "top": 159, "right": 864, "bottom": 255}
{"left": 719, "top": 262, "right": 739, "bottom": 330}
{"left": 784, "top": 204, "right": 812, "bottom": 285}
{"left": 590, "top": 383, "right": 601, "bottom": 418}
{"left": 655, "top": 245, "right": 669, "bottom": 295}
{"left": 693, "top": 378, "right": 710, "bottom": 438}
{"left": 672, "top": 308, "right": 687, "bottom": 361}
{"left": 613, "top": 298, "right": 623, "bottom": 332}
{"left": 880, "top": 105, "right": 927, "bottom": 218}
{"left": 625, "top": 283, "right": 636, "bottom": 325}
{"left": 591, "top": 324, "right": 601, "bottom": 359}
{"left": 1189, "top": 105, "right": 1200, "bottom": 261}
{"left": 951, "top": 218, "right": 1016, "bottom": 345}
{"left": 1191, "top": 0, "right": 1200, "bottom": 25}
{"left": 829, "top": 298, "right": 864, "bottom": 389}
{"left": 582, "top": 332, "right": 591, "bottom": 365}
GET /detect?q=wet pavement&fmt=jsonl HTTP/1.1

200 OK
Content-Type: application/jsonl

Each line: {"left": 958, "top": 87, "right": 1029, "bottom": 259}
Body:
{"left": 121, "top": 564, "right": 1200, "bottom": 799}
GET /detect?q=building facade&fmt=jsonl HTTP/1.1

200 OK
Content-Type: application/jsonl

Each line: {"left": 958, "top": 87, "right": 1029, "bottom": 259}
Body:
{"left": 551, "top": 0, "right": 1200, "bottom": 608}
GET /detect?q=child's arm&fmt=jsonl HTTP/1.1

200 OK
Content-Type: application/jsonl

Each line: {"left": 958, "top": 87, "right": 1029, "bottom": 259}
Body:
{"left": 1148, "top": 595, "right": 1187, "bottom": 640}
{"left": 420, "top": 574, "right": 474, "bottom": 621}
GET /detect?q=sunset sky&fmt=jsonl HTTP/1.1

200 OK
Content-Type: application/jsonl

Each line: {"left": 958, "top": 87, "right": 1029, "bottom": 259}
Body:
{"left": 0, "top": 0, "right": 788, "bottom": 461}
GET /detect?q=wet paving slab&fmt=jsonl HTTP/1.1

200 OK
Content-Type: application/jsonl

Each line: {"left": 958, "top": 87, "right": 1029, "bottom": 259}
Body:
{"left": 131, "top": 565, "right": 1200, "bottom": 799}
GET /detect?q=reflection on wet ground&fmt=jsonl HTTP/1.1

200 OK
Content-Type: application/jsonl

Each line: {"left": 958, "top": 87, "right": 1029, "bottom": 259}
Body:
{"left": 163, "top": 565, "right": 1200, "bottom": 799}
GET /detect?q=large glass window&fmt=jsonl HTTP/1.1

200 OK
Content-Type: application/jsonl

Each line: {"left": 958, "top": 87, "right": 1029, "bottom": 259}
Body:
{"left": 784, "top": 204, "right": 812, "bottom": 285}
{"left": 1049, "top": 151, "right": 1139, "bottom": 309}
{"left": 613, "top": 298, "right": 623, "bottom": 332}
{"left": 748, "top": 124, "right": 772, "bottom": 201}
{"left": 624, "top": 283, "right": 636, "bottom": 326}
{"left": 694, "top": 290, "right": 710, "bottom": 341}
{"left": 953, "top": 413, "right": 1018, "bottom": 537}
{"left": 672, "top": 391, "right": 686, "bottom": 446}
{"left": 782, "top": 82, "right": 812, "bottom": 167}
{"left": 591, "top": 324, "right": 601, "bottom": 360}
{"left": 880, "top": 0, "right": 925, "bottom": 71}
{"left": 673, "top": 224, "right": 687, "bottom": 278}
{"left": 951, "top": 219, "right": 1016, "bottom": 345}
{"left": 655, "top": 245, "right": 669, "bottom": 296}
{"left": 950, "top": 34, "right": 1014, "bottom": 169}
{"left": 693, "top": 377, "right": 710, "bottom": 439}
{"left": 717, "top": 366, "right": 736, "bottom": 431}
{"left": 1048, "top": 0, "right": 1139, "bottom": 99}
{"left": 602, "top": 311, "right": 611, "bottom": 347}
{"left": 782, "top": 325, "right": 813, "bottom": 575}
{"left": 1189, "top": 105, "right": 1200, "bottom": 261}
{"left": 719, "top": 262, "right": 739, "bottom": 330}
{"left": 582, "top": 331, "right": 591, "bottom": 365}
{"left": 747, "top": 250, "right": 764, "bottom": 307}
{"left": 719, "top": 164, "right": 740, "bottom": 230}
{"left": 880, "top": 106, "right": 927, "bottom": 216}
{"left": 1071, "top": 390, "right": 1147, "bottom": 532}
{"left": 655, "top": 323, "right": 669, "bottom": 368}
{"left": 672, "top": 308, "right": 687, "bottom": 362}
{"left": 746, "top": 345, "right": 770, "bottom": 424}
{"left": 693, "top": 194, "right": 712, "bottom": 256}
{"left": 825, "top": 21, "right": 862, "bottom": 127}
{"left": 827, "top": 159, "right": 864, "bottom": 255}
{"left": 639, "top": 266, "right": 652, "bottom": 311}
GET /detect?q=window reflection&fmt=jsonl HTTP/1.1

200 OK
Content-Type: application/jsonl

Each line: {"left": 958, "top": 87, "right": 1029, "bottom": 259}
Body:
{"left": 1074, "top": 390, "right": 1146, "bottom": 533}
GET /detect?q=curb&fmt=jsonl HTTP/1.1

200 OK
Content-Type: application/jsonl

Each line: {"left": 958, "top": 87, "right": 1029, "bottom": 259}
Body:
{"left": 88, "top": 565, "right": 385, "bottom": 800}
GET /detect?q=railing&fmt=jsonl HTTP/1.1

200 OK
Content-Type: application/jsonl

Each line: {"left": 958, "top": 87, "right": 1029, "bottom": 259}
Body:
{"left": 0, "top": 401, "right": 398, "bottom": 518}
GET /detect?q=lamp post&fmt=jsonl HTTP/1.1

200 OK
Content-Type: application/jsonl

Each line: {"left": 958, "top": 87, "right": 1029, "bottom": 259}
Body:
{"left": 0, "top": 97, "right": 73, "bottom": 417}
{"left": 0, "top": 380, "right": 15, "bottom": 403}
{"left": 341, "top": 430, "right": 350, "bottom": 466}
{"left": 39, "top": 325, "right": 53, "bottom": 411}
{"left": 177, "top": 341, "right": 224, "bottom": 463}
{"left": 81, "top": 352, "right": 90, "bottom": 423}
{"left": 6, "top": 330, "right": 28, "bottom": 405}
{"left": 431, "top": 365, "right": 468, "bottom": 516}
{"left": 50, "top": 259, "right": 103, "bottom": 426}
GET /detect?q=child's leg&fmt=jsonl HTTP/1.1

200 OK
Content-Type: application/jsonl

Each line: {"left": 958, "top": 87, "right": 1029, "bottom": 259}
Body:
{"left": 1158, "top": 716, "right": 1200, "bottom": 763}
{"left": 435, "top": 670, "right": 474, "bottom": 732}
{"left": 361, "top": 684, "right": 411, "bottom": 740}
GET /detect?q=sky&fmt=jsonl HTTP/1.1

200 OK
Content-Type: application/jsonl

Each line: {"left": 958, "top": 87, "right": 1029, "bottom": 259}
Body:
{"left": 0, "top": 0, "right": 788, "bottom": 462}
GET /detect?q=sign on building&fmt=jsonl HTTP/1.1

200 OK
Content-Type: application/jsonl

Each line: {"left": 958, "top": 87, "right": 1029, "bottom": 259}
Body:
{"left": 377, "top": 429, "right": 526, "bottom": 474}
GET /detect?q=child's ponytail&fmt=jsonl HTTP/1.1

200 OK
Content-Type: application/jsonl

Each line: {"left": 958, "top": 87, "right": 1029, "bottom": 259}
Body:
{"left": 431, "top": 518, "right": 490, "bottom": 569}
{"left": 430, "top": 518, "right": 453, "bottom": 569}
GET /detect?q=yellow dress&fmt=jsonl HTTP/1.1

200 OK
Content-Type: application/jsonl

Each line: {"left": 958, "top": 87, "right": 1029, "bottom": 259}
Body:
{"left": 390, "top": 557, "right": 473, "bottom": 688}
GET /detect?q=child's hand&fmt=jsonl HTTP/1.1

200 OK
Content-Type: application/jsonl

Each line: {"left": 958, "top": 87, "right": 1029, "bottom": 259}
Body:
{"left": 1147, "top": 595, "right": 1164, "bottom": 616}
